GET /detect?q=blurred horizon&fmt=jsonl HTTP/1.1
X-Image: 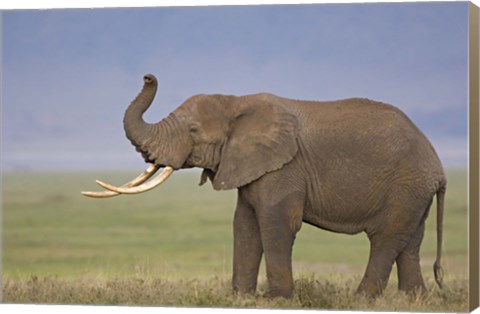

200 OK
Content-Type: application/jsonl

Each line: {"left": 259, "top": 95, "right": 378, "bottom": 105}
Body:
{"left": 2, "top": 2, "right": 469, "bottom": 171}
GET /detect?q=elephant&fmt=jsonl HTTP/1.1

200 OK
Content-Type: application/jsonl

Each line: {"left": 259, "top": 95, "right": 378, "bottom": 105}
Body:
{"left": 83, "top": 74, "right": 446, "bottom": 299}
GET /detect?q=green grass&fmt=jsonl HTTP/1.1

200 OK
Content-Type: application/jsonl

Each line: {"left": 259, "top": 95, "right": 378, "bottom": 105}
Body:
{"left": 1, "top": 169, "right": 469, "bottom": 310}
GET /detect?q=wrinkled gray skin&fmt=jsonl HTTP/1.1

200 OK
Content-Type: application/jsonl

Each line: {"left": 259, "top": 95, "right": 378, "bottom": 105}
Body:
{"left": 123, "top": 74, "right": 446, "bottom": 299}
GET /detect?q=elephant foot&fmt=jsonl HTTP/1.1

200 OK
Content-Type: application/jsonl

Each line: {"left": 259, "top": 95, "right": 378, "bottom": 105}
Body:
{"left": 356, "top": 279, "right": 385, "bottom": 300}
{"left": 399, "top": 282, "right": 427, "bottom": 297}
{"left": 397, "top": 268, "right": 426, "bottom": 296}
{"left": 265, "top": 286, "right": 294, "bottom": 299}
{"left": 232, "top": 283, "right": 257, "bottom": 297}
{"left": 233, "top": 281, "right": 294, "bottom": 299}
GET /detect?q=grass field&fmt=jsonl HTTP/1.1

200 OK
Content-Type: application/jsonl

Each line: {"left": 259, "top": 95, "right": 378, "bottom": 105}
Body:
{"left": 1, "top": 169, "right": 469, "bottom": 310}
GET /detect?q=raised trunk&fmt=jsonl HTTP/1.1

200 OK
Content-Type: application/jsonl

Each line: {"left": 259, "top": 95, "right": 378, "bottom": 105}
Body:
{"left": 122, "top": 74, "right": 191, "bottom": 168}
{"left": 123, "top": 74, "right": 158, "bottom": 162}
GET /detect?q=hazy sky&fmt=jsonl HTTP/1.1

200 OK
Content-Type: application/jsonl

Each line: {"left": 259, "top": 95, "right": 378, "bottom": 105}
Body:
{"left": 2, "top": 2, "right": 469, "bottom": 171}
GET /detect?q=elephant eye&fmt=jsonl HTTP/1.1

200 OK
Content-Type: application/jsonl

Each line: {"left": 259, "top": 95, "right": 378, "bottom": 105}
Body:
{"left": 189, "top": 125, "right": 199, "bottom": 133}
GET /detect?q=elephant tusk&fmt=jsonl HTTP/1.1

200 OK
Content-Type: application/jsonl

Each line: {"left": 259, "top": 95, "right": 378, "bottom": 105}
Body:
{"left": 81, "top": 190, "right": 119, "bottom": 198}
{"left": 95, "top": 166, "right": 174, "bottom": 194}
{"left": 81, "top": 164, "right": 160, "bottom": 198}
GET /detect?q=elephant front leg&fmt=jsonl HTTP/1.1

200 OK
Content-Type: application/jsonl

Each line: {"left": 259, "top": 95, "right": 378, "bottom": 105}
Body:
{"left": 257, "top": 200, "right": 303, "bottom": 299}
{"left": 232, "top": 195, "right": 263, "bottom": 295}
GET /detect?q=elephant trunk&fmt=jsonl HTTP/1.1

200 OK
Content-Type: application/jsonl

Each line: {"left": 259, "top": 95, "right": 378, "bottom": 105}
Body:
{"left": 123, "top": 74, "right": 158, "bottom": 161}
{"left": 122, "top": 74, "right": 189, "bottom": 168}
{"left": 81, "top": 74, "right": 179, "bottom": 198}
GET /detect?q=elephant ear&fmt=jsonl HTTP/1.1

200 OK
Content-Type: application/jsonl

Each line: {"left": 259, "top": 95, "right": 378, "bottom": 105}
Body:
{"left": 213, "top": 97, "right": 299, "bottom": 190}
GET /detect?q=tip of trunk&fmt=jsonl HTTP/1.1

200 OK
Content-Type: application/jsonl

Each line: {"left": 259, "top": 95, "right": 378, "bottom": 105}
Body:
{"left": 143, "top": 74, "right": 157, "bottom": 85}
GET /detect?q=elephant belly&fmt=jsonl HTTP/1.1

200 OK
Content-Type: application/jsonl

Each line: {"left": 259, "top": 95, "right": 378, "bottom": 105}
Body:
{"left": 302, "top": 210, "right": 368, "bottom": 235}
{"left": 302, "top": 177, "right": 388, "bottom": 235}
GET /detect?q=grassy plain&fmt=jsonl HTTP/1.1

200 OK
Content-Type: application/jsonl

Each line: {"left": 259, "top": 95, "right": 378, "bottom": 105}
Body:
{"left": 1, "top": 169, "right": 469, "bottom": 310}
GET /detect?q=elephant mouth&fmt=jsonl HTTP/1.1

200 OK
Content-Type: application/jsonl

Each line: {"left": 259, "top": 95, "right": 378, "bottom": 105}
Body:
{"left": 81, "top": 164, "right": 174, "bottom": 198}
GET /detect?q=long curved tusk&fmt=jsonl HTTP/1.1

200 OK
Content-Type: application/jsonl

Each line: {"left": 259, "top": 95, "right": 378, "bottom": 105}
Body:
{"left": 96, "top": 166, "right": 174, "bottom": 194}
{"left": 81, "top": 164, "right": 160, "bottom": 198}
{"left": 81, "top": 190, "right": 119, "bottom": 198}
{"left": 119, "top": 164, "right": 161, "bottom": 186}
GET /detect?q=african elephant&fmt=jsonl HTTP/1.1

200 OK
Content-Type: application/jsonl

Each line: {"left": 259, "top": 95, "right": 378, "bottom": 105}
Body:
{"left": 83, "top": 74, "right": 446, "bottom": 299}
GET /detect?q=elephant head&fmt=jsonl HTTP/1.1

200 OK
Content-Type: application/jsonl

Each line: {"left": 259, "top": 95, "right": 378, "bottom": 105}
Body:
{"left": 82, "top": 74, "right": 299, "bottom": 197}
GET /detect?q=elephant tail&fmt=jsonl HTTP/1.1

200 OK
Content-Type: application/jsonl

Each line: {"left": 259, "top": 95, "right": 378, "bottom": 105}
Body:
{"left": 433, "top": 179, "right": 446, "bottom": 289}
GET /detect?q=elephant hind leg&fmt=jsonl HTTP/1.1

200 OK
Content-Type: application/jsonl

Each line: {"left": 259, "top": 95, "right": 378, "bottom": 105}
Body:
{"left": 357, "top": 191, "right": 433, "bottom": 298}
{"left": 356, "top": 236, "right": 401, "bottom": 298}
{"left": 396, "top": 221, "right": 426, "bottom": 294}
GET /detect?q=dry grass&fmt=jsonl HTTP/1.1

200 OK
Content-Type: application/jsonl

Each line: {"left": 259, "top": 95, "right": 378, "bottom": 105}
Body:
{"left": 2, "top": 274, "right": 468, "bottom": 311}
